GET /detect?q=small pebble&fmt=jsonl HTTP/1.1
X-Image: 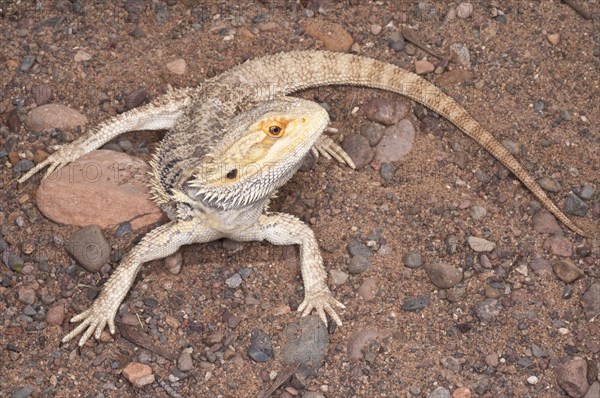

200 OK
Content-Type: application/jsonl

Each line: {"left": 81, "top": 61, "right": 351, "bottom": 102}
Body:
{"left": 380, "top": 162, "right": 397, "bottom": 181}
{"left": 575, "top": 183, "right": 595, "bottom": 200}
{"left": 428, "top": 386, "right": 451, "bottom": 398}
{"left": 547, "top": 33, "right": 560, "bottom": 45}
{"left": 115, "top": 222, "right": 132, "bottom": 237}
{"left": 166, "top": 58, "right": 187, "bottom": 75}
{"left": 122, "top": 362, "right": 155, "bottom": 387}
{"left": 401, "top": 295, "right": 430, "bottom": 311}
{"left": 467, "top": 236, "right": 496, "bottom": 252}
{"left": 470, "top": 205, "right": 487, "bottom": 220}
{"left": 425, "top": 262, "right": 463, "bottom": 289}
{"left": 348, "top": 255, "right": 370, "bottom": 275}
{"left": 563, "top": 193, "right": 588, "bottom": 216}
{"left": 347, "top": 240, "right": 372, "bottom": 257}
{"left": 537, "top": 177, "right": 563, "bottom": 192}
{"left": 415, "top": 59, "right": 435, "bottom": 75}
{"left": 527, "top": 375, "right": 538, "bottom": 385}
{"left": 282, "top": 315, "right": 328, "bottom": 367}
{"left": 358, "top": 278, "right": 376, "bottom": 301}
{"left": 65, "top": 225, "right": 110, "bottom": 273}
{"left": 473, "top": 298, "right": 502, "bottom": 322}
{"left": 225, "top": 273, "right": 243, "bottom": 288}
{"left": 388, "top": 31, "right": 405, "bottom": 52}
{"left": 456, "top": 3, "right": 473, "bottom": 19}
{"left": 20, "top": 55, "right": 36, "bottom": 71}
{"left": 370, "top": 24, "right": 382, "bottom": 35}
{"left": 552, "top": 260, "right": 584, "bottom": 283}
{"left": 330, "top": 269, "right": 349, "bottom": 285}
{"left": 164, "top": 252, "right": 183, "bottom": 275}
{"left": 10, "top": 387, "right": 34, "bottom": 398}
{"left": 402, "top": 251, "right": 422, "bottom": 268}
{"left": 177, "top": 349, "right": 193, "bottom": 372}
{"left": 247, "top": 329, "right": 274, "bottom": 362}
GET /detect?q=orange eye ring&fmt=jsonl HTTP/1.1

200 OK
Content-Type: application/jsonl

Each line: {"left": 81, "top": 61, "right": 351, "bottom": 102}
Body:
{"left": 263, "top": 121, "right": 286, "bottom": 138}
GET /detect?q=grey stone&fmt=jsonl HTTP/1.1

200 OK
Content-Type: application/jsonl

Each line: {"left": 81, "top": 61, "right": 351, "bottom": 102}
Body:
{"left": 402, "top": 251, "right": 422, "bottom": 268}
{"left": 581, "top": 283, "right": 600, "bottom": 322}
{"left": 427, "top": 386, "right": 451, "bottom": 398}
{"left": 282, "top": 315, "right": 328, "bottom": 367}
{"left": 341, "top": 134, "right": 374, "bottom": 169}
{"left": 563, "top": 193, "right": 588, "bottom": 216}
{"left": 374, "top": 120, "right": 415, "bottom": 163}
{"left": 65, "top": 225, "right": 110, "bottom": 272}
{"left": 360, "top": 122, "right": 385, "bottom": 146}
{"left": 247, "top": 329, "right": 273, "bottom": 362}
{"left": 401, "top": 295, "right": 430, "bottom": 311}
{"left": 473, "top": 298, "right": 502, "bottom": 322}
{"left": 348, "top": 255, "right": 370, "bottom": 274}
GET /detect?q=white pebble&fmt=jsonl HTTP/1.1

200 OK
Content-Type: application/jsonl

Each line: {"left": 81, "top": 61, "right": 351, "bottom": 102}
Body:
{"left": 527, "top": 376, "right": 538, "bottom": 385}
{"left": 456, "top": 3, "right": 473, "bottom": 19}
{"left": 558, "top": 327, "right": 569, "bottom": 335}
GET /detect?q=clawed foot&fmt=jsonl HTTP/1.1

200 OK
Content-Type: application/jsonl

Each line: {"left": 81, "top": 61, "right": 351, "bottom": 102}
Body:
{"left": 312, "top": 134, "right": 356, "bottom": 169}
{"left": 297, "top": 289, "right": 345, "bottom": 327}
{"left": 62, "top": 300, "right": 119, "bottom": 346}
{"left": 18, "top": 142, "right": 86, "bottom": 183}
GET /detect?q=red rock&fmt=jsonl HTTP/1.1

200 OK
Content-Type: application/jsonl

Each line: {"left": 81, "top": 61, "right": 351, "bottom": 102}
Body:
{"left": 347, "top": 329, "right": 385, "bottom": 359}
{"left": 303, "top": 20, "right": 353, "bottom": 52}
{"left": 46, "top": 304, "right": 65, "bottom": 325}
{"left": 36, "top": 150, "right": 164, "bottom": 229}
{"left": 555, "top": 357, "right": 589, "bottom": 398}
{"left": 122, "top": 362, "right": 155, "bottom": 387}
{"left": 362, "top": 98, "right": 411, "bottom": 126}
{"left": 453, "top": 387, "right": 472, "bottom": 398}
{"left": 544, "top": 236, "right": 573, "bottom": 257}
{"left": 26, "top": 104, "right": 87, "bottom": 132}
{"left": 18, "top": 286, "right": 36, "bottom": 305}
{"left": 358, "top": 278, "right": 376, "bottom": 301}
{"left": 583, "top": 382, "right": 599, "bottom": 398}
{"left": 374, "top": 120, "right": 415, "bottom": 163}
{"left": 166, "top": 58, "right": 187, "bottom": 75}
{"left": 533, "top": 210, "right": 562, "bottom": 233}
{"left": 425, "top": 262, "right": 463, "bottom": 289}
{"left": 415, "top": 59, "right": 435, "bottom": 75}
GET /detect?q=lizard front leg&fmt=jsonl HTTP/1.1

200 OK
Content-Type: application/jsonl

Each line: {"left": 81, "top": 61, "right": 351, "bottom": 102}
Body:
{"left": 63, "top": 219, "right": 222, "bottom": 346}
{"left": 18, "top": 88, "right": 193, "bottom": 183}
{"left": 230, "top": 212, "right": 344, "bottom": 326}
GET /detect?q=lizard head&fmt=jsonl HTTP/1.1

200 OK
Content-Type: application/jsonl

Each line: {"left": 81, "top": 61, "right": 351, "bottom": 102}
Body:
{"left": 186, "top": 97, "right": 329, "bottom": 209}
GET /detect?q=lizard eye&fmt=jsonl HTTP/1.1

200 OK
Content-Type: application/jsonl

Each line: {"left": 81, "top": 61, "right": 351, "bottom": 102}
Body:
{"left": 226, "top": 169, "right": 238, "bottom": 179}
{"left": 262, "top": 121, "right": 286, "bottom": 137}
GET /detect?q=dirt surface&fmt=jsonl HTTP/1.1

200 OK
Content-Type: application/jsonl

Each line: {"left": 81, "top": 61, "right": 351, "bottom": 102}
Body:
{"left": 1, "top": 1, "right": 599, "bottom": 397}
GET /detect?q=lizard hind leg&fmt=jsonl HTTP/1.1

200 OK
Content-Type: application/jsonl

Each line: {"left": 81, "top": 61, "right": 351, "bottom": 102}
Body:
{"left": 62, "top": 219, "right": 222, "bottom": 346}
{"left": 228, "top": 212, "right": 344, "bottom": 326}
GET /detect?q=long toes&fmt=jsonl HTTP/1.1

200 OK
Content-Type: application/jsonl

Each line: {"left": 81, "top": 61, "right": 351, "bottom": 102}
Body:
{"left": 297, "top": 300, "right": 307, "bottom": 313}
{"left": 62, "top": 317, "right": 91, "bottom": 343}
{"left": 70, "top": 309, "right": 91, "bottom": 323}
{"left": 108, "top": 318, "right": 116, "bottom": 335}
{"left": 79, "top": 321, "right": 98, "bottom": 347}
{"left": 301, "top": 303, "right": 313, "bottom": 318}
{"left": 317, "top": 308, "right": 328, "bottom": 326}
{"left": 327, "top": 308, "right": 343, "bottom": 326}
{"left": 94, "top": 318, "right": 107, "bottom": 340}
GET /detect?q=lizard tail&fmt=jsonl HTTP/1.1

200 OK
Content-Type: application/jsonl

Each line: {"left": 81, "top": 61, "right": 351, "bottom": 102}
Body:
{"left": 235, "top": 50, "right": 589, "bottom": 237}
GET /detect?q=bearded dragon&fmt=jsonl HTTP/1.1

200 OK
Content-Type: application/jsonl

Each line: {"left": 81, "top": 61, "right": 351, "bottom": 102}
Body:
{"left": 18, "top": 51, "right": 589, "bottom": 346}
